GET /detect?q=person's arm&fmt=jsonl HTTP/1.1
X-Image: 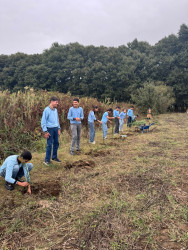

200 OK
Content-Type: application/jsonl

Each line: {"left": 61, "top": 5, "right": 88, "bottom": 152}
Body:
{"left": 41, "top": 109, "right": 50, "bottom": 138}
{"left": 95, "top": 113, "right": 102, "bottom": 124}
{"left": 107, "top": 116, "right": 115, "bottom": 120}
{"left": 67, "top": 108, "right": 74, "bottom": 121}
{"left": 5, "top": 162, "right": 29, "bottom": 187}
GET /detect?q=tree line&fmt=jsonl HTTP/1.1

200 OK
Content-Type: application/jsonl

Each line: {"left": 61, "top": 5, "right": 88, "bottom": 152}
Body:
{"left": 0, "top": 24, "right": 187, "bottom": 111}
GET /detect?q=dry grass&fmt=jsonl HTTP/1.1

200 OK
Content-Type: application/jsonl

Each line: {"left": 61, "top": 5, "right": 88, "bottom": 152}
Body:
{"left": 0, "top": 113, "right": 187, "bottom": 249}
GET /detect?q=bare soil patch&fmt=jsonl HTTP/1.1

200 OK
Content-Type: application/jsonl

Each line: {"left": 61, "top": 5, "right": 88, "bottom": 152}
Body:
{"left": 85, "top": 149, "right": 110, "bottom": 157}
{"left": 21, "top": 180, "right": 61, "bottom": 198}
{"left": 64, "top": 160, "right": 95, "bottom": 172}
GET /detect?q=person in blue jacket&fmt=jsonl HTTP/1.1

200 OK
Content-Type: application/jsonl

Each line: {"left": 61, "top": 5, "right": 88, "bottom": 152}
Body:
{"left": 113, "top": 106, "right": 121, "bottom": 135}
{"left": 88, "top": 106, "right": 102, "bottom": 144}
{"left": 101, "top": 108, "right": 114, "bottom": 139}
{"left": 67, "top": 98, "right": 84, "bottom": 155}
{"left": 41, "top": 96, "right": 61, "bottom": 165}
{"left": 127, "top": 106, "right": 134, "bottom": 127}
{"left": 0, "top": 150, "right": 33, "bottom": 193}
{"left": 119, "top": 108, "right": 127, "bottom": 132}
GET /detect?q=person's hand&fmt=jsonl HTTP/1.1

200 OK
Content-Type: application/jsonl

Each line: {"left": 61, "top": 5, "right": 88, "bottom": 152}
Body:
{"left": 44, "top": 132, "right": 50, "bottom": 139}
{"left": 17, "top": 181, "right": 30, "bottom": 187}
{"left": 109, "top": 120, "right": 112, "bottom": 124}
{"left": 58, "top": 130, "right": 61, "bottom": 136}
{"left": 27, "top": 185, "right": 31, "bottom": 195}
{"left": 99, "top": 121, "right": 102, "bottom": 124}
{"left": 118, "top": 117, "right": 120, "bottom": 120}
{"left": 75, "top": 117, "right": 81, "bottom": 121}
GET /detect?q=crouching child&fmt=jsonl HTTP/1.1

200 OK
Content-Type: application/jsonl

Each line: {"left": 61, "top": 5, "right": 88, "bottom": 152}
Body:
{"left": 0, "top": 150, "right": 33, "bottom": 194}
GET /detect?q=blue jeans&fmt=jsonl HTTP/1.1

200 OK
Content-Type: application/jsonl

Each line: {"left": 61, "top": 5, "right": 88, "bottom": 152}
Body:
{"left": 45, "top": 127, "right": 59, "bottom": 162}
{"left": 88, "top": 122, "right": 95, "bottom": 142}
{"left": 0, "top": 163, "right": 33, "bottom": 180}
{"left": 119, "top": 119, "right": 124, "bottom": 131}
{"left": 102, "top": 123, "right": 108, "bottom": 138}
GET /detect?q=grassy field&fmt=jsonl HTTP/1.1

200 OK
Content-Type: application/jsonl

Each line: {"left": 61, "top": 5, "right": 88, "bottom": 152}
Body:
{"left": 0, "top": 113, "right": 187, "bottom": 249}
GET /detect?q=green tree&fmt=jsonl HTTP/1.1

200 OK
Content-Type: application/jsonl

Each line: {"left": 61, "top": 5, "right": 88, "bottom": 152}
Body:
{"left": 131, "top": 82, "right": 175, "bottom": 114}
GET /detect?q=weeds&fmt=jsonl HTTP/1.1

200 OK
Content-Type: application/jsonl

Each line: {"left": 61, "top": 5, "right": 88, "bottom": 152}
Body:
{"left": 0, "top": 110, "right": 187, "bottom": 249}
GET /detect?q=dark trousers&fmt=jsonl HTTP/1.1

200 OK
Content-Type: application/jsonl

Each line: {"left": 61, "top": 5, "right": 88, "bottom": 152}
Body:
{"left": 45, "top": 127, "right": 59, "bottom": 162}
{"left": 114, "top": 117, "right": 120, "bottom": 134}
{"left": 127, "top": 116, "right": 132, "bottom": 127}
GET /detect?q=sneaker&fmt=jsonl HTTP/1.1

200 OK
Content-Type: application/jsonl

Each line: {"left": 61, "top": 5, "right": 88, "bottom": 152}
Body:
{"left": 114, "top": 133, "right": 119, "bottom": 136}
{"left": 103, "top": 136, "right": 107, "bottom": 139}
{"left": 5, "top": 181, "right": 14, "bottom": 191}
{"left": 52, "top": 158, "right": 61, "bottom": 163}
{"left": 70, "top": 151, "right": 75, "bottom": 155}
{"left": 44, "top": 161, "right": 51, "bottom": 165}
{"left": 76, "top": 149, "right": 82, "bottom": 152}
{"left": 89, "top": 141, "right": 95, "bottom": 144}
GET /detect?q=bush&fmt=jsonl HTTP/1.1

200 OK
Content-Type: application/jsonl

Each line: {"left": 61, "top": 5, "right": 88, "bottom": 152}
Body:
{"left": 131, "top": 82, "right": 175, "bottom": 114}
{"left": 0, "top": 89, "right": 108, "bottom": 159}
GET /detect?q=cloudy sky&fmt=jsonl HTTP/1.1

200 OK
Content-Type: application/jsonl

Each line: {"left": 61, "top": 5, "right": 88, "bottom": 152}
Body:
{"left": 0, "top": 0, "right": 188, "bottom": 55}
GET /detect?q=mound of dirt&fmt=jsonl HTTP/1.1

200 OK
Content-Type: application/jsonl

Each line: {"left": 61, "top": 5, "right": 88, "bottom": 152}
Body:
{"left": 108, "top": 142, "right": 118, "bottom": 146}
{"left": 64, "top": 160, "right": 95, "bottom": 172}
{"left": 85, "top": 150, "right": 110, "bottom": 157}
{"left": 21, "top": 180, "right": 61, "bottom": 198}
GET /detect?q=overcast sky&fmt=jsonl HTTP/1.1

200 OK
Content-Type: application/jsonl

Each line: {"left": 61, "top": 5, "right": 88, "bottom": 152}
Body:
{"left": 0, "top": 0, "right": 188, "bottom": 55}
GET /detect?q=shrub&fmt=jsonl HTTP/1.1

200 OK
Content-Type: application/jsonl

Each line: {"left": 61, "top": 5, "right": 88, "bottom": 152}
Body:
{"left": 0, "top": 89, "right": 108, "bottom": 159}
{"left": 131, "top": 82, "right": 175, "bottom": 114}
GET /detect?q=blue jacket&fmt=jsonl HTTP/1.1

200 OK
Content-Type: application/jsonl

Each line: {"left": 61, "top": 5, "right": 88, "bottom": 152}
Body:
{"left": 101, "top": 112, "right": 108, "bottom": 124}
{"left": 88, "top": 111, "right": 97, "bottom": 123}
{"left": 41, "top": 106, "right": 60, "bottom": 132}
{"left": 0, "top": 155, "right": 31, "bottom": 184}
{"left": 127, "top": 109, "right": 134, "bottom": 118}
{"left": 113, "top": 110, "right": 120, "bottom": 118}
{"left": 67, "top": 107, "right": 84, "bottom": 124}
{"left": 120, "top": 112, "right": 126, "bottom": 120}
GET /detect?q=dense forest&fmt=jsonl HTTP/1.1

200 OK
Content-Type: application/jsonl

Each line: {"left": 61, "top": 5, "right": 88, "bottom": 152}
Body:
{"left": 0, "top": 24, "right": 187, "bottom": 110}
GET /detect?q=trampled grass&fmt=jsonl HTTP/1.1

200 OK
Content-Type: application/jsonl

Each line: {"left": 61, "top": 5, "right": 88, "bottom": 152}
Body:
{"left": 0, "top": 113, "right": 187, "bottom": 249}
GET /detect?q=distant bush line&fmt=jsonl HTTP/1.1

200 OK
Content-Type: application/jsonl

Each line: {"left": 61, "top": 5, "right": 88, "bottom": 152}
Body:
{"left": 0, "top": 24, "right": 187, "bottom": 111}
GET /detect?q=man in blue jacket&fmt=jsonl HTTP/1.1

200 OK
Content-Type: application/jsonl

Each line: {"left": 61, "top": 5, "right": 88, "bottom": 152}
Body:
{"left": 127, "top": 106, "right": 134, "bottom": 127}
{"left": 0, "top": 150, "right": 33, "bottom": 193}
{"left": 67, "top": 98, "right": 84, "bottom": 155}
{"left": 113, "top": 106, "right": 120, "bottom": 135}
{"left": 41, "top": 96, "right": 61, "bottom": 165}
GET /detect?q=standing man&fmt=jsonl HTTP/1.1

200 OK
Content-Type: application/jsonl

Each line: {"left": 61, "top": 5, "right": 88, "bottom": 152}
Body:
{"left": 0, "top": 150, "right": 33, "bottom": 193}
{"left": 41, "top": 96, "right": 61, "bottom": 165}
{"left": 88, "top": 106, "right": 102, "bottom": 144}
{"left": 101, "top": 108, "right": 114, "bottom": 139}
{"left": 113, "top": 106, "right": 120, "bottom": 135}
{"left": 119, "top": 108, "right": 127, "bottom": 132}
{"left": 67, "top": 98, "right": 84, "bottom": 155}
{"left": 127, "top": 106, "right": 134, "bottom": 128}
